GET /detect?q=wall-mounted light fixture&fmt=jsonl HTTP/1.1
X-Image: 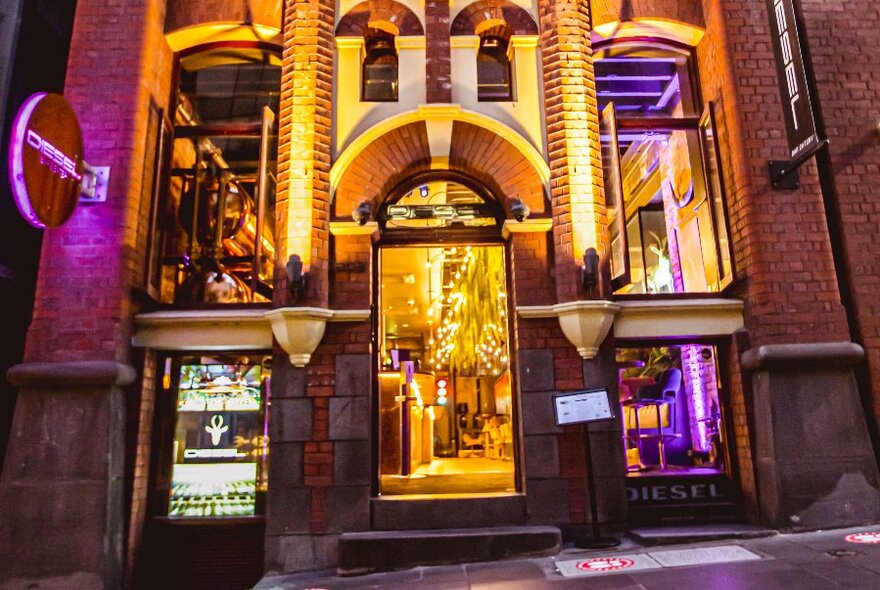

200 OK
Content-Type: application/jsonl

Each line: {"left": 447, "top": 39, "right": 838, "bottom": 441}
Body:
{"left": 581, "top": 247, "right": 600, "bottom": 292}
{"left": 352, "top": 201, "right": 371, "bottom": 226}
{"left": 287, "top": 254, "right": 307, "bottom": 301}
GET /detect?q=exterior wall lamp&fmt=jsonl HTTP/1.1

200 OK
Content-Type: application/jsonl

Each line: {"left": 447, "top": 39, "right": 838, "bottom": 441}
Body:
{"left": 287, "top": 254, "right": 307, "bottom": 301}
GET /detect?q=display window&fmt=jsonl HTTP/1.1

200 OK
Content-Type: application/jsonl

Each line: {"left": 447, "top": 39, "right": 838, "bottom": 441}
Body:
{"left": 149, "top": 44, "right": 280, "bottom": 305}
{"left": 158, "top": 355, "right": 270, "bottom": 518}
{"left": 375, "top": 179, "right": 516, "bottom": 496}
{"left": 596, "top": 43, "right": 734, "bottom": 295}
{"left": 617, "top": 343, "right": 739, "bottom": 521}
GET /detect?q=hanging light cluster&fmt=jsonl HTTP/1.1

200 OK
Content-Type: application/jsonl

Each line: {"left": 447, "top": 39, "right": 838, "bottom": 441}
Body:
{"left": 427, "top": 246, "right": 510, "bottom": 377}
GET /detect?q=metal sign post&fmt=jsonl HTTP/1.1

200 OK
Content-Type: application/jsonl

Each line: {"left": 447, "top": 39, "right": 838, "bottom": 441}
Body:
{"left": 553, "top": 389, "right": 620, "bottom": 550}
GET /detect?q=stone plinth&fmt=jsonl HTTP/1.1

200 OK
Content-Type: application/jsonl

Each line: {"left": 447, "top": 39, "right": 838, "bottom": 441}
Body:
{"left": 0, "top": 361, "right": 135, "bottom": 590}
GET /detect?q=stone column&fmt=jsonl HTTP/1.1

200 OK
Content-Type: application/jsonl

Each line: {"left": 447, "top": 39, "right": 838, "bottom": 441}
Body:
{"left": 0, "top": 362, "right": 135, "bottom": 589}
{"left": 742, "top": 343, "right": 880, "bottom": 529}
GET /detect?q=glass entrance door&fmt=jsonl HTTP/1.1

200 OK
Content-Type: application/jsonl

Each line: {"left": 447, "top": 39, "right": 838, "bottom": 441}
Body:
{"left": 378, "top": 244, "right": 516, "bottom": 496}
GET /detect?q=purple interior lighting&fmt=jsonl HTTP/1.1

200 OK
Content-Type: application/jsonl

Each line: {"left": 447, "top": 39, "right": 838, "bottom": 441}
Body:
{"left": 8, "top": 92, "right": 48, "bottom": 229}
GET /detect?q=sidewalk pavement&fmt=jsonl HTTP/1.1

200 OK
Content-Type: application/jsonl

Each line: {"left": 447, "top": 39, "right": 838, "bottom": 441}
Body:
{"left": 256, "top": 524, "right": 880, "bottom": 589}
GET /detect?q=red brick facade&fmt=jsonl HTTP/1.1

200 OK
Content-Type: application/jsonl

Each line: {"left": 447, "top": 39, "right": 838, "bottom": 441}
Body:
{"left": 6, "top": 0, "right": 880, "bottom": 585}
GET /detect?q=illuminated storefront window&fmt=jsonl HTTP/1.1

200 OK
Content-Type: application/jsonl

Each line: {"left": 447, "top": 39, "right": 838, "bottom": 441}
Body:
{"left": 149, "top": 45, "right": 280, "bottom": 305}
{"left": 165, "top": 357, "right": 270, "bottom": 518}
{"left": 375, "top": 180, "right": 515, "bottom": 496}
{"left": 597, "top": 44, "right": 734, "bottom": 294}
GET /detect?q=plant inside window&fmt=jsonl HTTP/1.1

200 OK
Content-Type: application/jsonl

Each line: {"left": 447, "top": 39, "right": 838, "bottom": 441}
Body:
{"left": 363, "top": 33, "right": 398, "bottom": 101}
{"left": 477, "top": 35, "right": 512, "bottom": 101}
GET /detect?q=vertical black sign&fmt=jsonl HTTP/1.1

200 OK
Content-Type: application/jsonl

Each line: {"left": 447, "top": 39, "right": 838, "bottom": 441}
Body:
{"left": 766, "top": 0, "right": 820, "bottom": 160}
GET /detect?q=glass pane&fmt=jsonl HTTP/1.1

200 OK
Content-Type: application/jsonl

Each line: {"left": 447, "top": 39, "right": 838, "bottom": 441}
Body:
{"left": 178, "top": 48, "right": 281, "bottom": 126}
{"left": 381, "top": 181, "right": 497, "bottom": 229}
{"left": 169, "top": 359, "right": 269, "bottom": 517}
{"left": 378, "top": 245, "right": 515, "bottom": 496}
{"left": 363, "top": 64, "right": 398, "bottom": 101}
{"left": 617, "top": 344, "right": 727, "bottom": 474}
{"left": 595, "top": 47, "right": 696, "bottom": 117}
{"left": 612, "top": 127, "right": 733, "bottom": 295}
{"left": 159, "top": 46, "right": 279, "bottom": 306}
{"left": 700, "top": 104, "right": 733, "bottom": 287}
{"left": 600, "top": 103, "right": 630, "bottom": 286}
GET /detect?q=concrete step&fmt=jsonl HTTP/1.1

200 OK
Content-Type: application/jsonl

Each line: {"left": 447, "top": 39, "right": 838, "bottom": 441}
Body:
{"left": 338, "top": 525, "right": 561, "bottom": 574}
{"left": 630, "top": 524, "right": 777, "bottom": 545}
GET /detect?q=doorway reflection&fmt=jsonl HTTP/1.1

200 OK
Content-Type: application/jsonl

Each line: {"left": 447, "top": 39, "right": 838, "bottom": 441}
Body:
{"left": 378, "top": 245, "right": 516, "bottom": 496}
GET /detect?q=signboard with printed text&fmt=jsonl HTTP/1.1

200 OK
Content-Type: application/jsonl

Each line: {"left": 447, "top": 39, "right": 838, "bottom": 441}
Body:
{"left": 766, "top": 0, "right": 820, "bottom": 160}
{"left": 552, "top": 389, "right": 615, "bottom": 426}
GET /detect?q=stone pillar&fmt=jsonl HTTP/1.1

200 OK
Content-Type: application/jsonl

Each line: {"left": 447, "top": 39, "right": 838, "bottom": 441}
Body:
{"left": 0, "top": 362, "right": 135, "bottom": 589}
{"left": 581, "top": 338, "right": 627, "bottom": 526}
{"left": 742, "top": 343, "right": 880, "bottom": 530}
{"left": 537, "top": 0, "right": 606, "bottom": 302}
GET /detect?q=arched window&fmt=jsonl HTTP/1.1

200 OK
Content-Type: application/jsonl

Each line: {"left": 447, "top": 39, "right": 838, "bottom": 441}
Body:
{"left": 362, "top": 31, "right": 398, "bottom": 101}
{"left": 477, "top": 35, "right": 512, "bottom": 101}
{"left": 595, "top": 41, "right": 734, "bottom": 295}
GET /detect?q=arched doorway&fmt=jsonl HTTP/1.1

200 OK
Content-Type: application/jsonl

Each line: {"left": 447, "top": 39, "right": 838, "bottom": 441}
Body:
{"left": 374, "top": 173, "right": 519, "bottom": 498}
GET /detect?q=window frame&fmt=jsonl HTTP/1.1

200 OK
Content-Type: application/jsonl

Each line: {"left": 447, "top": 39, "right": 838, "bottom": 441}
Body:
{"left": 361, "top": 33, "right": 399, "bottom": 102}
{"left": 476, "top": 35, "right": 514, "bottom": 102}
{"left": 594, "top": 40, "right": 736, "bottom": 298}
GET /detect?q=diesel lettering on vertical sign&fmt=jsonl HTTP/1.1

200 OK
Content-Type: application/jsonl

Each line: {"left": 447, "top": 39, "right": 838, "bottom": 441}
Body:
{"left": 766, "top": 0, "right": 819, "bottom": 160}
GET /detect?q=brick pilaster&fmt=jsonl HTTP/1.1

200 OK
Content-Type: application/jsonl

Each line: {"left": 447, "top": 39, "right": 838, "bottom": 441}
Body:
{"left": 425, "top": 0, "right": 452, "bottom": 102}
{"left": 276, "top": 0, "right": 335, "bottom": 307}
{"left": 537, "top": 0, "right": 606, "bottom": 303}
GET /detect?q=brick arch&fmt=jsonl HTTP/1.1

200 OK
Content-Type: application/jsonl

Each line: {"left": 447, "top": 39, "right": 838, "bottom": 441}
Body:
{"left": 334, "top": 121, "right": 545, "bottom": 219}
{"left": 591, "top": 0, "right": 705, "bottom": 28}
{"left": 335, "top": 123, "right": 432, "bottom": 218}
{"left": 165, "top": 0, "right": 282, "bottom": 33}
{"left": 336, "top": 1, "right": 424, "bottom": 37}
{"left": 451, "top": 1, "right": 538, "bottom": 36}
{"left": 449, "top": 122, "right": 544, "bottom": 214}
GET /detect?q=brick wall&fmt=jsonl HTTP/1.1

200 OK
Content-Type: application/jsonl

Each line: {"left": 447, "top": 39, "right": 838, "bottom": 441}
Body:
{"left": 165, "top": 0, "right": 282, "bottom": 32}
{"left": 591, "top": 0, "right": 705, "bottom": 27}
{"left": 336, "top": 0, "right": 424, "bottom": 37}
{"left": 799, "top": 0, "right": 880, "bottom": 420}
{"left": 275, "top": 0, "right": 335, "bottom": 307}
{"left": 425, "top": 0, "right": 452, "bottom": 102}
{"left": 697, "top": 0, "right": 849, "bottom": 347}
{"left": 537, "top": 0, "right": 606, "bottom": 303}
{"left": 25, "top": 0, "right": 172, "bottom": 365}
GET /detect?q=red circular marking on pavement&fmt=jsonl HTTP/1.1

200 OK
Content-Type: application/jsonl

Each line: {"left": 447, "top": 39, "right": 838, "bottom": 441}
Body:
{"left": 845, "top": 532, "right": 880, "bottom": 544}
{"left": 575, "top": 557, "right": 635, "bottom": 573}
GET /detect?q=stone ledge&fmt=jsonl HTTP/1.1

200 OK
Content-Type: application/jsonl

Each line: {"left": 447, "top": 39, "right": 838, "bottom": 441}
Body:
{"left": 7, "top": 361, "right": 136, "bottom": 388}
{"left": 741, "top": 342, "right": 865, "bottom": 371}
{"left": 338, "top": 525, "right": 560, "bottom": 574}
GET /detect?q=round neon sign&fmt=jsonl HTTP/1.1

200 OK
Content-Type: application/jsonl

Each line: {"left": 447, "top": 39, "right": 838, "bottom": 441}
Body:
{"left": 8, "top": 93, "right": 84, "bottom": 228}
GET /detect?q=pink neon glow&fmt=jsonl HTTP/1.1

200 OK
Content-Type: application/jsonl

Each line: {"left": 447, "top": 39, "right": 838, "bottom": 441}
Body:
{"left": 9, "top": 93, "right": 48, "bottom": 229}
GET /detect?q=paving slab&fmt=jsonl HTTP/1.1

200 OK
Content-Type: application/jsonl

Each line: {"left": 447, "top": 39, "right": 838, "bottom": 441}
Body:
{"left": 630, "top": 524, "right": 775, "bottom": 545}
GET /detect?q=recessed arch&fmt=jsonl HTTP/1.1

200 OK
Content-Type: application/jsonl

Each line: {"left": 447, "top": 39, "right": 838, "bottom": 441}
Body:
{"left": 336, "top": 0, "right": 424, "bottom": 37}
{"left": 451, "top": 0, "right": 538, "bottom": 37}
{"left": 165, "top": 22, "right": 281, "bottom": 53}
{"left": 590, "top": 0, "right": 705, "bottom": 29}
{"left": 591, "top": 18, "right": 705, "bottom": 47}
{"left": 331, "top": 105, "right": 549, "bottom": 207}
